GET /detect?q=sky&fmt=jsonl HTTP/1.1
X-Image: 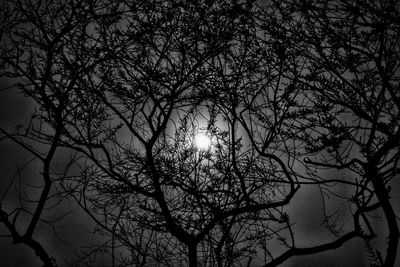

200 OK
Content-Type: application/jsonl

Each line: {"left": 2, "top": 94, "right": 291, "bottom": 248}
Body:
{"left": 2, "top": 80, "right": 398, "bottom": 266}
{"left": 0, "top": 1, "right": 399, "bottom": 263}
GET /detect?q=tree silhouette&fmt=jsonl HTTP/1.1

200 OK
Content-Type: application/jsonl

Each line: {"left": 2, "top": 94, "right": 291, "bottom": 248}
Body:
{"left": 263, "top": 0, "right": 400, "bottom": 266}
{"left": 0, "top": 0, "right": 399, "bottom": 266}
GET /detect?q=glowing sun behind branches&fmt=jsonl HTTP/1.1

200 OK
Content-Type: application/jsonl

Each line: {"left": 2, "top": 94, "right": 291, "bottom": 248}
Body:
{"left": 194, "top": 133, "right": 211, "bottom": 150}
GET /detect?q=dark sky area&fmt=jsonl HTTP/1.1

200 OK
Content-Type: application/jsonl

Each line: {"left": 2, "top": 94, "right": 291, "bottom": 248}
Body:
{"left": 1, "top": 1, "right": 400, "bottom": 267}
{"left": 1, "top": 84, "right": 399, "bottom": 266}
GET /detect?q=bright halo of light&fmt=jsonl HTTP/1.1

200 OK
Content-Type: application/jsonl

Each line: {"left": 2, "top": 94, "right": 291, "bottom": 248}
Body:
{"left": 195, "top": 133, "right": 211, "bottom": 150}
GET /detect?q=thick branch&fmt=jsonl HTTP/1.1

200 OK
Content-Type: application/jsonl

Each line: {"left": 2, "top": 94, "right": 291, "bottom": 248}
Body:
{"left": 263, "top": 231, "right": 360, "bottom": 267}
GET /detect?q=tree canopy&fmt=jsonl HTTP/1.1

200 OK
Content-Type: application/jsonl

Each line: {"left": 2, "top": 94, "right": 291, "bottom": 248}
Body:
{"left": 0, "top": 0, "right": 399, "bottom": 266}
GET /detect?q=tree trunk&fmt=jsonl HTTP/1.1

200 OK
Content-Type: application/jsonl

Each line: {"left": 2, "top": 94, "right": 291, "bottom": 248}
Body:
{"left": 16, "top": 237, "right": 55, "bottom": 267}
{"left": 380, "top": 197, "right": 399, "bottom": 267}
{"left": 188, "top": 243, "right": 197, "bottom": 267}
{"left": 369, "top": 167, "right": 399, "bottom": 267}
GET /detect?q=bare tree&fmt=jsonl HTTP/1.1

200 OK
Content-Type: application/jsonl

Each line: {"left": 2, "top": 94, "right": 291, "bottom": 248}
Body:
{"left": 50, "top": 1, "right": 300, "bottom": 266}
{"left": 1, "top": 0, "right": 399, "bottom": 267}
{"left": 0, "top": 1, "right": 94, "bottom": 266}
{"left": 260, "top": 0, "right": 400, "bottom": 266}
